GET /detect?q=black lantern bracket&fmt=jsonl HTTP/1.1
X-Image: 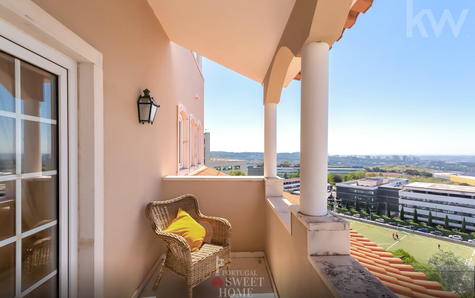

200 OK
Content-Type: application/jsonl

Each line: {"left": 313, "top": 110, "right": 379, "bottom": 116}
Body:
{"left": 137, "top": 89, "right": 160, "bottom": 124}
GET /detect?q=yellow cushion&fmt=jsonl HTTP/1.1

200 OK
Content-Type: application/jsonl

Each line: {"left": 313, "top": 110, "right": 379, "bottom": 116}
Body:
{"left": 163, "top": 208, "right": 206, "bottom": 252}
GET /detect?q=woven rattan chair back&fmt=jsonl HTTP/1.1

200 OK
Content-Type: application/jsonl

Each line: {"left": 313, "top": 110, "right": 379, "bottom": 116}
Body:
{"left": 147, "top": 194, "right": 200, "bottom": 231}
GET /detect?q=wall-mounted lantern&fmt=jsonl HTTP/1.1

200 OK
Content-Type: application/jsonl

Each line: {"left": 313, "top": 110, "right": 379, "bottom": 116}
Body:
{"left": 137, "top": 89, "right": 160, "bottom": 124}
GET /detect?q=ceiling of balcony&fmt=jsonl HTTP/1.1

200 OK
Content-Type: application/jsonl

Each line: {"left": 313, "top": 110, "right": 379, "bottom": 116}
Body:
{"left": 148, "top": 0, "right": 296, "bottom": 83}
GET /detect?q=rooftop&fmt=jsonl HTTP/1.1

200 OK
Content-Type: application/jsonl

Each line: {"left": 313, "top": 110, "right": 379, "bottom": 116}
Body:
{"left": 350, "top": 230, "right": 458, "bottom": 298}
{"left": 190, "top": 166, "right": 229, "bottom": 176}
{"left": 338, "top": 177, "right": 407, "bottom": 188}
{"left": 404, "top": 182, "right": 475, "bottom": 194}
{"left": 283, "top": 178, "right": 300, "bottom": 182}
{"left": 283, "top": 191, "right": 300, "bottom": 205}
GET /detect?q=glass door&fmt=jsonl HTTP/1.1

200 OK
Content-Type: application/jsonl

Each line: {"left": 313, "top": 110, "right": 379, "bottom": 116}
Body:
{"left": 0, "top": 36, "right": 69, "bottom": 298}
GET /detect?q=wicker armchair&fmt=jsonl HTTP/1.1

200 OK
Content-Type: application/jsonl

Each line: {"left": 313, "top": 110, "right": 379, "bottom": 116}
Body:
{"left": 147, "top": 194, "right": 232, "bottom": 297}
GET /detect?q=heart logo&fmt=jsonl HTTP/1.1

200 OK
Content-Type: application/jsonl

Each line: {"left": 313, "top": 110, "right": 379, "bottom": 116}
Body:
{"left": 211, "top": 276, "right": 224, "bottom": 287}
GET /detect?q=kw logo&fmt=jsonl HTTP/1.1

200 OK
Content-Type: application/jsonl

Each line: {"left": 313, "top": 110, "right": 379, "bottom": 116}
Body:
{"left": 406, "top": 0, "right": 469, "bottom": 38}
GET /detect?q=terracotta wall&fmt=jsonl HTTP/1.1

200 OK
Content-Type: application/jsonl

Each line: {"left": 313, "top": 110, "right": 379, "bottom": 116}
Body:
{"left": 265, "top": 203, "right": 334, "bottom": 298}
{"left": 32, "top": 0, "right": 204, "bottom": 297}
{"left": 161, "top": 178, "right": 266, "bottom": 252}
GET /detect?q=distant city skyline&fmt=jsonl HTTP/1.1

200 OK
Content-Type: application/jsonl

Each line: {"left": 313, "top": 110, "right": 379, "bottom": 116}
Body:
{"left": 204, "top": 0, "right": 475, "bottom": 155}
{"left": 208, "top": 152, "right": 475, "bottom": 157}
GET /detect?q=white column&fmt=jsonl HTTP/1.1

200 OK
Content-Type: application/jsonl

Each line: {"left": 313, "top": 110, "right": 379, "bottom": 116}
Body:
{"left": 300, "top": 42, "right": 329, "bottom": 216}
{"left": 264, "top": 103, "right": 277, "bottom": 178}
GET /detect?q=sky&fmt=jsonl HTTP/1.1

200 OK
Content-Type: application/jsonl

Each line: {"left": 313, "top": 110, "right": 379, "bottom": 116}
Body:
{"left": 203, "top": 0, "right": 475, "bottom": 155}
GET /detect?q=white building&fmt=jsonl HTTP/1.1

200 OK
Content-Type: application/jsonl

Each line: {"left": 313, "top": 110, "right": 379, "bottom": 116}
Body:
{"left": 399, "top": 182, "right": 475, "bottom": 231}
{"left": 206, "top": 158, "right": 248, "bottom": 174}
{"left": 284, "top": 178, "right": 333, "bottom": 198}
{"left": 277, "top": 166, "right": 300, "bottom": 177}
{"left": 203, "top": 132, "right": 248, "bottom": 174}
{"left": 432, "top": 173, "right": 453, "bottom": 180}
{"left": 283, "top": 178, "right": 301, "bottom": 193}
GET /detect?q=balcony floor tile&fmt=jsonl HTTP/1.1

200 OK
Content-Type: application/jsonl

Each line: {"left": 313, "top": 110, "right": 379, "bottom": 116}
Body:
{"left": 141, "top": 256, "right": 276, "bottom": 298}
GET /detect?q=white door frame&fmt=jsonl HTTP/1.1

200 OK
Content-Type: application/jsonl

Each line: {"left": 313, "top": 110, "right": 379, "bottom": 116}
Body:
{"left": 0, "top": 1, "right": 105, "bottom": 297}
{"left": 0, "top": 34, "right": 69, "bottom": 298}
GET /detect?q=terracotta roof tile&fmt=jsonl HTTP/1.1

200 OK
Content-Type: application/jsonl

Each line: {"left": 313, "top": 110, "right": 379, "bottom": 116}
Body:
{"left": 190, "top": 166, "right": 229, "bottom": 176}
{"left": 295, "top": 0, "right": 375, "bottom": 80}
{"left": 279, "top": 193, "right": 457, "bottom": 297}
{"left": 350, "top": 230, "right": 458, "bottom": 298}
{"left": 282, "top": 192, "right": 300, "bottom": 205}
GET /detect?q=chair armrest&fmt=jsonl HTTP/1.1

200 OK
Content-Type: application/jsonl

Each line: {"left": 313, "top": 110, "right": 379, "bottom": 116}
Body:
{"left": 154, "top": 230, "right": 192, "bottom": 264}
{"left": 199, "top": 215, "right": 232, "bottom": 246}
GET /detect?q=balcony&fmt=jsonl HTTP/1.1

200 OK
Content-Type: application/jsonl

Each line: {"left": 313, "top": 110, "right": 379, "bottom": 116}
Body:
{"left": 129, "top": 174, "right": 459, "bottom": 297}
{"left": 0, "top": 0, "right": 463, "bottom": 297}
{"left": 130, "top": 175, "right": 395, "bottom": 298}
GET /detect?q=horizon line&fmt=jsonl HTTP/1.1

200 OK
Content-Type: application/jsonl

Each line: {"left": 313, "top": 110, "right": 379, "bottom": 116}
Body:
{"left": 210, "top": 151, "right": 475, "bottom": 156}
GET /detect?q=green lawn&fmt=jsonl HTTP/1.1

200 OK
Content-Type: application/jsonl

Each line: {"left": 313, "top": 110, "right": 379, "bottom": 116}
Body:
{"left": 348, "top": 219, "right": 475, "bottom": 265}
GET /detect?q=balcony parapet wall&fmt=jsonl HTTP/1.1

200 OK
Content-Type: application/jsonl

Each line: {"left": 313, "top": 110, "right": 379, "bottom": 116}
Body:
{"left": 266, "top": 196, "right": 395, "bottom": 298}
{"left": 161, "top": 176, "right": 266, "bottom": 252}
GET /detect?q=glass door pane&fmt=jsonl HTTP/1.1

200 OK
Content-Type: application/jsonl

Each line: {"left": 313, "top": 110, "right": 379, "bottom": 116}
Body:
{"left": 0, "top": 115, "right": 15, "bottom": 176}
{"left": 22, "top": 175, "right": 57, "bottom": 231}
{"left": 22, "top": 227, "right": 57, "bottom": 290}
{"left": 0, "top": 243, "right": 15, "bottom": 297}
{"left": 19, "top": 59, "right": 59, "bottom": 296}
{"left": 20, "top": 61, "right": 57, "bottom": 120}
{"left": 0, "top": 180, "right": 15, "bottom": 240}
{"left": 22, "top": 121, "right": 57, "bottom": 174}
{"left": 0, "top": 48, "right": 62, "bottom": 298}
{"left": 0, "top": 51, "right": 15, "bottom": 112}
{"left": 24, "top": 276, "right": 57, "bottom": 298}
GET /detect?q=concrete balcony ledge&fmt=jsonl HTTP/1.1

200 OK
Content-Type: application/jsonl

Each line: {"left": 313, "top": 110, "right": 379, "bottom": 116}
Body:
{"left": 265, "top": 197, "right": 394, "bottom": 297}
{"left": 163, "top": 175, "right": 265, "bottom": 182}
{"left": 310, "top": 256, "right": 397, "bottom": 298}
{"left": 290, "top": 206, "right": 350, "bottom": 231}
{"left": 289, "top": 206, "right": 350, "bottom": 256}
{"left": 264, "top": 177, "right": 284, "bottom": 197}
{"left": 266, "top": 197, "right": 351, "bottom": 255}
{"left": 266, "top": 196, "right": 294, "bottom": 233}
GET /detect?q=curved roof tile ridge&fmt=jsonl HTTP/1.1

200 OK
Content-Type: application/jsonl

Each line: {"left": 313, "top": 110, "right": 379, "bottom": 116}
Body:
{"left": 349, "top": 229, "right": 458, "bottom": 298}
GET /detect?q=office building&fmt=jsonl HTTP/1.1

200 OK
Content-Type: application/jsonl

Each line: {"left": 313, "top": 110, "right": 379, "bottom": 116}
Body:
{"left": 283, "top": 178, "right": 300, "bottom": 193}
{"left": 336, "top": 177, "right": 409, "bottom": 215}
{"left": 399, "top": 182, "right": 475, "bottom": 230}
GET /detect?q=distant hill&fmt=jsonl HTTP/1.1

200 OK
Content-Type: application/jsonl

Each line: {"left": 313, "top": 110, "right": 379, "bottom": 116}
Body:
{"left": 209, "top": 152, "right": 475, "bottom": 174}
{"left": 210, "top": 151, "right": 263, "bottom": 161}
{"left": 210, "top": 151, "right": 300, "bottom": 162}
{"left": 418, "top": 155, "right": 475, "bottom": 163}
